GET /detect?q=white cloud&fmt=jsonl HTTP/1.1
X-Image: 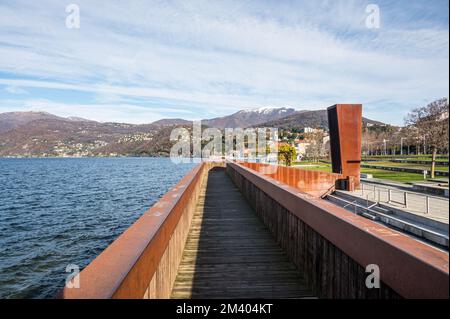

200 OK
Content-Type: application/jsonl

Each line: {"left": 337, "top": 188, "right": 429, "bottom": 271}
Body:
{"left": 4, "top": 86, "right": 28, "bottom": 95}
{"left": 0, "top": 98, "right": 181, "bottom": 124}
{"left": 0, "top": 0, "right": 448, "bottom": 125}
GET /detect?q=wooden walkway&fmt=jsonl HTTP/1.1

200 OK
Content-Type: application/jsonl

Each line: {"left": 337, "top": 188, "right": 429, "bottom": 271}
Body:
{"left": 171, "top": 167, "right": 315, "bottom": 299}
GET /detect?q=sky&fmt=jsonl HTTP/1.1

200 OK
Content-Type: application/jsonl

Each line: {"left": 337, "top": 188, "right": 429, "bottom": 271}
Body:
{"left": 0, "top": 0, "right": 448, "bottom": 125}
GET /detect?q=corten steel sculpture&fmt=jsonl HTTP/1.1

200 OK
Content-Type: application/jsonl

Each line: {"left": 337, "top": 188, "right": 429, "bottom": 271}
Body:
{"left": 327, "top": 104, "right": 362, "bottom": 191}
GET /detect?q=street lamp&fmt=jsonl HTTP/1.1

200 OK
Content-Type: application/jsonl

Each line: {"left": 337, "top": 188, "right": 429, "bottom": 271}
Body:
{"left": 400, "top": 137, "right": 407, "bottom": 156}
{"left": 383, "top": 139, "right": 389, "bottom": 155}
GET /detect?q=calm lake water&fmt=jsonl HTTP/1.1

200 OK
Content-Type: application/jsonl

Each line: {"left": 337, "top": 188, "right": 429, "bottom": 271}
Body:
{"left": 0, "top": 157, "right": 196, "bottom": 298}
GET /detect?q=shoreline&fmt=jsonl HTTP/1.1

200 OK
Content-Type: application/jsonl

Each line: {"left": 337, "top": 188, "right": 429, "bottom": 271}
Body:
{"left": 0, "top": 155, "right": 170, "bottom": 159}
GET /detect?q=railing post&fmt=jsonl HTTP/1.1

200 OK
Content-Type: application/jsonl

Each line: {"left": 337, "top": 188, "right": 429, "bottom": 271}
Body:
{"left": 388, "top": 189, "right": 392, "bottom": 203}
{"left": 426, "top": 196, "right": 430, "bottom": 214}
{"left": 404, "top": 192, "right": 408, "bottom": 208}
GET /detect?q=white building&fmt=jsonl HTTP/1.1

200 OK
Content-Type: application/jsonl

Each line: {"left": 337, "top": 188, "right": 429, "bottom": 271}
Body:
{"left": 293, "top": 141, "right": 310, "bottom": 160}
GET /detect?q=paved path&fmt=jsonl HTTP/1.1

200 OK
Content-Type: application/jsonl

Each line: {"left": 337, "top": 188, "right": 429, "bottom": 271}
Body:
{"left": 171, "top": 167, "right": 314, "bottom": 299}
{"left": 346, "top": 182, "right": 449, "bottom": 224}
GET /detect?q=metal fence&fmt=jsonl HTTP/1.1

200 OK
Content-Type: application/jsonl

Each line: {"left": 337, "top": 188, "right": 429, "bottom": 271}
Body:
{"left": 359, "top": 183, "right": 449, "bottom": 215}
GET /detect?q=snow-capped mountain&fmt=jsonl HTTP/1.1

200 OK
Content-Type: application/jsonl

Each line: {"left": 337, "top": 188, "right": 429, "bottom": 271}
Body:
{"left": 202, "top": 107, "right": 298, "bottom": 129}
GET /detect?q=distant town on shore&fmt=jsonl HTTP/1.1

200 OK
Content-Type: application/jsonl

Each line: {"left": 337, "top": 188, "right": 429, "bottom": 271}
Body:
{"left": 0, "top": 106, "right": 390, "bottom": 158}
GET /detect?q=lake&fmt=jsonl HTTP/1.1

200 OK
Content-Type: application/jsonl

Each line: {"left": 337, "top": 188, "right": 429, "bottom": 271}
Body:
{"left": 0, "top": 157, "right": 196, "bottom": 298}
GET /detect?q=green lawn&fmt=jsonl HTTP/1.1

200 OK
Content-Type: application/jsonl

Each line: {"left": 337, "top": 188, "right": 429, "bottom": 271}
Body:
{"left": 293, "top": 161, "right": 328, "bottom": 166}
{"left": 360, "top": 168, "right": 428, "bottom": 183}
{"left": 292, "top": 161, "right": 436, "bottom": 183}
{"left": 363, "top": 155, "right": 449, "bottom": 162}
{"left": 361, "top": 161, "right": 449, "bottom": 172}
{"left": 293, "top": 161, "right": 331, "bottom": 172}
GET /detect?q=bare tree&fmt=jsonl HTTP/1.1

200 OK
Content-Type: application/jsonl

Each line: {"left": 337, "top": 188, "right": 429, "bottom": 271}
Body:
{"left": 399, "top": 125, "right": 419, "bottom": 155}
{"left": 405, "top": 98, "right": 449, "bottom": 178}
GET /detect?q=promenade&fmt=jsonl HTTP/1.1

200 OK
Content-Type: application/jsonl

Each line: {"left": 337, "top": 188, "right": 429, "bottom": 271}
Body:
{"left": 171, "top": 168, "right": 314, "bottom": 298}
{"left": 60, "top": 104, "right": 449, "bottom": 300}
{"left": 347, "top": 182, "right": 449, "bottom": 223}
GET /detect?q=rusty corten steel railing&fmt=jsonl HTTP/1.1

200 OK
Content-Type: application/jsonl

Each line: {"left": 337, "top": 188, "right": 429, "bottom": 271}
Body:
{"left": 59, "top": 160, "right": 448, "bottom": 299}
{"left": 60, "top": 162, "right": 215, "bottom": 299}
{"left": 237, "top": 161, "right": 343, "bottom": 197}
{"left": 227, "top": 161, "right": 449, "bottom": 299}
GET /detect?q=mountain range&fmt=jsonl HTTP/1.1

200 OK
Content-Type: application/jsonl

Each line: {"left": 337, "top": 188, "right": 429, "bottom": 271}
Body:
{"left": 203, "top": 107, "right": 298, "bottom": 128}
{"left": 0, "top": 107, "right": 385, "bottom": 157}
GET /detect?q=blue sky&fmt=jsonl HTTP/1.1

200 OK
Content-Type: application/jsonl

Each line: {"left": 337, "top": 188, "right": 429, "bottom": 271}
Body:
{"left": 0, "top": 0, "right": 448, "bottom": 125}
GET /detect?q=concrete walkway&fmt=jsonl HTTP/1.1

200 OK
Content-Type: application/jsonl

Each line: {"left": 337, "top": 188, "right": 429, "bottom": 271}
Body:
{"left": 346, "top": 182, "right": 449, "bottom": 224}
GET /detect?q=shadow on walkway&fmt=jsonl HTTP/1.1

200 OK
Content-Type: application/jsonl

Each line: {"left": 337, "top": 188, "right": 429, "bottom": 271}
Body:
{"left": 171, "top": 167, "right": 314, "bottom": 298}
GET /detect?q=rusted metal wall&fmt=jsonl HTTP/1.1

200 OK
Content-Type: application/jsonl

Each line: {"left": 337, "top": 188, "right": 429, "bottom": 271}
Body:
{"left": 237, "top": 162, "right": 343, "bottom": 197}
{"left": 142, "top": 167, "right": 205, "bottom": 299}
{"left": 327, "top": 104, "right": 362, "bottom": 190}
{"left": 227, "top": 161, "right": 449, "bottom": 299}
{"left": 60, "top": 162, "right": 224, "bottom": 299}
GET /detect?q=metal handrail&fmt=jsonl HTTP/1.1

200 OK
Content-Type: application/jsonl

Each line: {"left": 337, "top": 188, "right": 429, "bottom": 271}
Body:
{"left": 361, "top": 182, "right": 447, "bottom": 200}
{"left": 360, "top": 182, "right": 448, "bottom": 215}
{"left": 326, "top": 194, "right": 449, "bottom": 240}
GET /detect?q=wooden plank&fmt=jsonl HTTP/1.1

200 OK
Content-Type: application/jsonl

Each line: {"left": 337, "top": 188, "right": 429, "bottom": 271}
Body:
{"left": 171, "top": 168, "right": 314, "bottom": 299}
